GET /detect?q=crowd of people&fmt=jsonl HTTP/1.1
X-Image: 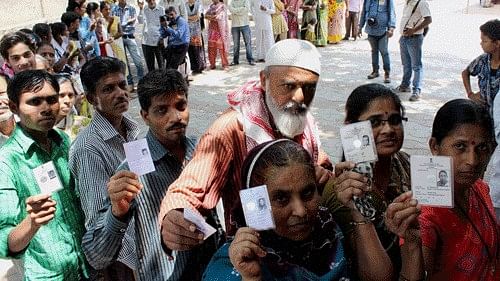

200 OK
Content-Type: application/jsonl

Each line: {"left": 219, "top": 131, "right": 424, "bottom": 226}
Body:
{"left": 0, "top": 0, "right": 499, "bottom": 280}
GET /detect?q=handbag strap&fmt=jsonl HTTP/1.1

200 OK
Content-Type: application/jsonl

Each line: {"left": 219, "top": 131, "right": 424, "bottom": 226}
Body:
{"left": 404, "top": 0, "right": 422, "bottom": 30}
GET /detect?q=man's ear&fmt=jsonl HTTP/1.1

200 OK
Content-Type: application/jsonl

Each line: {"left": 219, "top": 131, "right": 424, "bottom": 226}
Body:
{"left": 140, "top": 109, "right": 149, "bottom": 126}
{"left": 429, "top": 137, "right": 439, "bottom": 156}
{"left": 8, "top": 100, "right": 18, "bottom": 115}
{"left": 259, "top": 70, "right": 266, "bottom": 89}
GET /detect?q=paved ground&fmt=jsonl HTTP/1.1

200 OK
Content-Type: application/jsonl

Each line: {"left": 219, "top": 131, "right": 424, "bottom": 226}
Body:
{"left": 127, "top": 0, "right": 500, "bottom": 163}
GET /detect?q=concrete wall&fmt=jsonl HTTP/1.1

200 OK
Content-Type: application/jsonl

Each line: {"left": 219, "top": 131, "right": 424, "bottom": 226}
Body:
{"left": 0, "top": 0, "right": 69, "bottom": 36}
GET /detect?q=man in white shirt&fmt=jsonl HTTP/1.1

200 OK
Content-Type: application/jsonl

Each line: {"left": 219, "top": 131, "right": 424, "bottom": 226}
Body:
{"left": 160, "top": 0, "right": 188, "bottom": 18}
{"left": 394, "top": 0, "right": 432, "bottom": 102}
{"left": 250, "top": 0, "right": 275, "bottom": 62}
{"left": 138, "top": 0, "right": 165, "bottom": 71}
{"left": 229, "top": 0, "right": 255, "bottom": 65}
{"left": 344, "top": 0, "right": 362, "bottom": 40}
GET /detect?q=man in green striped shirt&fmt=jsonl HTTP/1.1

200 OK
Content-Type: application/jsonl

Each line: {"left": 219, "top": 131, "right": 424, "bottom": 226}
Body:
{"left": 0, "top": 70, "right": 88, "bottom": 280}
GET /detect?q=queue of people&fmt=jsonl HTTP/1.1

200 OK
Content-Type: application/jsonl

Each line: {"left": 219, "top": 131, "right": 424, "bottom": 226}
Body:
{"left": 0, "top": 0, "right": 498, "bottom": 280}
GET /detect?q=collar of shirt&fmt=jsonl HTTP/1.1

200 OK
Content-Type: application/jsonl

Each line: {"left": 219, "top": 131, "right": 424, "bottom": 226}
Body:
{"left": 145, "top": 130, "right": 196, "bottom": 162}
{"left": 92, "top": 111, "right": 140, "bottom": 142}
{"left": 11, "top": 124, "right": 64, "bottom": 155}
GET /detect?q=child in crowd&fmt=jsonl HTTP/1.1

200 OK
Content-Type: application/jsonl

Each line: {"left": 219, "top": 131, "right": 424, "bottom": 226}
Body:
{"left": 462, "top": 19, "right": 499, "bottom": 115}
{"left": 303, "top": 18, "right": 317, "bottom": 43}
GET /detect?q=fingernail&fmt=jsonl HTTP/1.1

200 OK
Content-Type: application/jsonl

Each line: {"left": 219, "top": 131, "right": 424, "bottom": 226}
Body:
{"left": 189, "top": 225, "right": 196, "bottom": 232}
{"left": 410, "top": 199, "right": 417, "bottom": 205}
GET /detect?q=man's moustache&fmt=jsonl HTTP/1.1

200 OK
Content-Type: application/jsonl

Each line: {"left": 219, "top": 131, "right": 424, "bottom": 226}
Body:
{"left": 282, "top": 102, "right": 307, "bottom": 115}
{"left": 167, "top": 123, "right": 187, "bottom": 131}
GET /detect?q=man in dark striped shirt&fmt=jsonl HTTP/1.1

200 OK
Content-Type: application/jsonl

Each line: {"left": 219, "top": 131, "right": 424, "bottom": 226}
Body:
{"left": 69, "top": 57, "right": 138, "bottom": 280}
{"left": 81, "top": 68, "right": 222, "bottom": 280}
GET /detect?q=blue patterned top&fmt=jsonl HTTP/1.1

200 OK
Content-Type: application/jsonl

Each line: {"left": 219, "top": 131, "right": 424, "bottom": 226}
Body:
{"left": 467, "top": 53, "right": 500, "bottom": 114}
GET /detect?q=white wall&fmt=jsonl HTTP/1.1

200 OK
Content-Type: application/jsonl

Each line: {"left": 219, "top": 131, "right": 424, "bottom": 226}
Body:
{"left": 0, "top": 0, "right": 69, "bottom": 36}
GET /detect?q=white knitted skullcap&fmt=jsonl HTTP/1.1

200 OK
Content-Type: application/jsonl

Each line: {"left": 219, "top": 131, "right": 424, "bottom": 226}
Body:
{"left": 264, "top": 39, "right": 321, "bottom": 75}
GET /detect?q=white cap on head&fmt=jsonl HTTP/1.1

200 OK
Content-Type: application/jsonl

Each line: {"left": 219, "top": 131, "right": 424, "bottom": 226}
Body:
{"left": 264, "top": 39, "right": 321, "bottom": 76}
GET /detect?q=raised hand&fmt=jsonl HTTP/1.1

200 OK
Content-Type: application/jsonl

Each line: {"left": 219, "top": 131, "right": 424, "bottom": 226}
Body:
{"left": 161, "top": 209, "right": 204, "bottom": 251}
{"left": 333, "top": 161, "right": 370, "bottom": 211}
{"left": 229, "top": 227, "right": 267, "bottom": 281}
{"left": 107, "top": 170, "right": 143, "bottom": 218}
{"left": 384, "top": 191, "right": 421, "bottom": 240}
{"left": 26, "top": 194, "right": 57, "bottom": 227}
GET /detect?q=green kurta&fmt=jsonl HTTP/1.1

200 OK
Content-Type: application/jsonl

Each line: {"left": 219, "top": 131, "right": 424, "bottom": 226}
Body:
{"left": 315, "top": 0, "right": 328, "bottom": 46}
{"left": 0, "top": 125, "right": 88, "bottom": 280}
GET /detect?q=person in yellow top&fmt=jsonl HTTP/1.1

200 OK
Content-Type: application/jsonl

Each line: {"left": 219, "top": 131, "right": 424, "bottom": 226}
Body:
{"left": 100, "top": 1, "right": 130, "bottom": 79}
{"left": 272, "top": 0, "right": 289, "bottom": 41}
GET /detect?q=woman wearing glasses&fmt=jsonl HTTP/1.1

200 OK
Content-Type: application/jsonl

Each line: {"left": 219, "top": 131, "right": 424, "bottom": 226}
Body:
{"left": 323, "top": 83, "right": 424, "bottom": 280}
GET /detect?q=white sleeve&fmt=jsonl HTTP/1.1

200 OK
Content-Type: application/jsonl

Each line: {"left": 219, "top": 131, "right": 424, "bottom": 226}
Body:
{"left": 419, "top": 1, "right": 431, "bottom": 18}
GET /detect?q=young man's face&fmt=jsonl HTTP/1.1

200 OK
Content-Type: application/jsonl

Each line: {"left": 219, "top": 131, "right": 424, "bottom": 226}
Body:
{"left": 141, "top": 92, "right": 190, "bottom": 146}
{"left": 10, "top": 82, "right": 59, "bottom": 133}
{"left": 69, "top": 19, "right": 81, "bottom": 33}
{"left": 89, "top": 72, "right": 129, "bottom": 117}
{"left": 6, "top": 43, "right": 36, "bottom": 74}
{"left": 37, "top": 45, "right": 56, "bottom": 67}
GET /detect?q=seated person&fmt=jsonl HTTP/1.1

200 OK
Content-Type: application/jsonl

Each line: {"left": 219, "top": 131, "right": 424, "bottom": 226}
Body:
{"left": 323, "top": 83, "right": 424, "bottom": 280}
{"left": 420, "top": 99, "right": 500, "bottom": 281}
{"left": 203, "top": 139, "right": 350, "bottom": 280}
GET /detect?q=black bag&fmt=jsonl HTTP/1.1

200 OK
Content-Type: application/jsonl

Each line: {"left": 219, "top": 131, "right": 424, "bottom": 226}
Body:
{"left": 423, "top": 26, "right": 429, "bottom": 36}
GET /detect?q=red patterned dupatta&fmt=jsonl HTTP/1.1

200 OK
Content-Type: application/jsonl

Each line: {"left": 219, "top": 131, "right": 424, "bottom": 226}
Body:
{"left": 206, "top": 2, "right": 230, "bottom": 51}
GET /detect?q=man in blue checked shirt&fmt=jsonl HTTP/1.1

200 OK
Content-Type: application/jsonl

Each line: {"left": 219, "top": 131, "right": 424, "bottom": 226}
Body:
{"left": 160, "top": 6, "right": 190, "bottom": 70}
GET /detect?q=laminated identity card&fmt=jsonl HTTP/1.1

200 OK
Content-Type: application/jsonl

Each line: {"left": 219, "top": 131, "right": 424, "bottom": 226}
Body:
{"left": 340, "top": 121, "right": 378, "bottom": 164}
{"left": 183, "top": 208, "right": 217, "bottom": 240}
{"left": 32, "top": 161, "right": 64, "bottom": 195}
{"left": 411, "top": 155, "right": 454, "bottom": 208}
{"left": 240, "top": 185, "right": 275, "bottom": 231}
{"left": 123, "top": 138, "right": 156, "bottom": 176}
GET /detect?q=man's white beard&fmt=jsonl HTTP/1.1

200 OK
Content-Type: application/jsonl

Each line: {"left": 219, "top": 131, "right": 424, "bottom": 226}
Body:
{"left": 265, "top": 86, "right": 308, "bottom": 139}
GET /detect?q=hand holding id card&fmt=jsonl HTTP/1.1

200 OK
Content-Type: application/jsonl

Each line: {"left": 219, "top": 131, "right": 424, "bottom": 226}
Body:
{"left": 411, "top": 155, "right": 454, "bottom": 208}
{"left": 183, "top": 208, "right": 217, "bottom": 240}
{"left": 123, "top": 139, "right": 156, "bottom": 176}
{"left": 32, "top": 161, "right": 63, "bottom": 195}
{"left": 240, "top": 185, "right": 275, "bottom": 231}
{"left": 340, "top": 121, "right": 378, "bottom": 164}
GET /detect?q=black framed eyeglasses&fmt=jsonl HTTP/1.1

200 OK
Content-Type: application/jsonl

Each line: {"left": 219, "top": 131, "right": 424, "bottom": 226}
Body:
{"left": 360, "top": 114, "right": 408, "bottom": 129}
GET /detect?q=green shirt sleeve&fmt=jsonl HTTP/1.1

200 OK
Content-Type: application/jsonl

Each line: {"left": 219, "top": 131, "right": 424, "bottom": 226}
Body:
{"left": 0, "top": 160, "right": 24, "bottom": 259}
{"left": 321, "top": 178, "right": 355, "bottom": 235}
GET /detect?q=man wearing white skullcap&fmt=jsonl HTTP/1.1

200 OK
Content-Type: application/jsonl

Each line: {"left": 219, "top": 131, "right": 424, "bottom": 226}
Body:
{"left": 158, "top": 39, "right": 333, "bottom": 252}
